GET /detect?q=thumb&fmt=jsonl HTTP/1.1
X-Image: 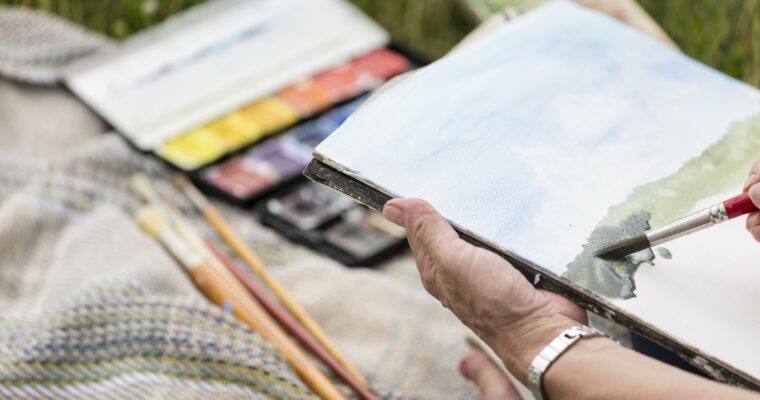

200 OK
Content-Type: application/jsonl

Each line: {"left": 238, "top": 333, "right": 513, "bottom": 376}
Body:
{"left": 383, "top": 198, "right": 462, "bottom": 262}
{"left": 383, "top": 199, "right": 466, "bottom": 272}
{"left": 383, "top": 198, "right": 465, "bottom": 299}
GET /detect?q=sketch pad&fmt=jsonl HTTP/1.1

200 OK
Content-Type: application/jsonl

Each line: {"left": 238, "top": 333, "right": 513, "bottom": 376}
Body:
{"left": 308, "top": 1, "right": 760, "bottom": 388}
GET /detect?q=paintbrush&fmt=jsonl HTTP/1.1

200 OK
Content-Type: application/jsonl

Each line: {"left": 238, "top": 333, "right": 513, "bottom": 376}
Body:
{"left": 596, "top": 192, "right": 758, "bottom": 259}
{"left": 206, "top": 240, "right": 376, "bottom": 400}
{"left": 129, "top": 174, "right": 373, "bottom": 398}
{"left": 129, "top": 174, "right": 171, "bottom": 213}
{"left": 130, "top": 174, "right": 233, "bottom": 273}
{"left": 173, "top": 174, "right": 370, "bottom": 389}
{"left": 135, "top": 206, "right": 347, "bottom": 400}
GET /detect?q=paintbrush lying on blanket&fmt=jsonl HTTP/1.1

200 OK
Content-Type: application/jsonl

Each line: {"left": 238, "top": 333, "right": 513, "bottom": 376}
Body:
{"left": 129, "top": 174, "right": 374, "bottom": 399}
{"left": 129, "top": 174, "right": 374, "bottom": 400}
{"left": 173, "top": 174, "right": 370, "bottom": 389}
{"left": 206, "top": 240, "right": 376, "bottom": 400}
{"left": 135, "top": 206, "right": 347, "bottom": 400}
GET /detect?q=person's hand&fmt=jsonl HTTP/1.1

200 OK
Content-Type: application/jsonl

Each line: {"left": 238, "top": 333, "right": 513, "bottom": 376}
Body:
{"left": 383, "top": 198, "right": 587, "bottom": 382}
{"left": 744, "top": 160, "right": 760, "bottom": 242}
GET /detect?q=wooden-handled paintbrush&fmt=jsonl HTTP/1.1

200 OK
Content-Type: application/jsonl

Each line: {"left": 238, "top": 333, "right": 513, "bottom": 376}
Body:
{"left": 135, "top": 206, "right": 347, "bottom": 400}
{"left": 173, "top": 174, "right": 370, "bottom": 389}
{"left": 596, "top": 192, "right": 758, "bottom": 259}
{"left": 206, "top": 240, "right": 376, "bottom": 400}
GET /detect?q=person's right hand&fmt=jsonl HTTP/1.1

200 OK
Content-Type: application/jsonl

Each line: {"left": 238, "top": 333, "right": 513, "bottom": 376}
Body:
{"left": 744, "top": 160, "right": 760, "bottom": 242}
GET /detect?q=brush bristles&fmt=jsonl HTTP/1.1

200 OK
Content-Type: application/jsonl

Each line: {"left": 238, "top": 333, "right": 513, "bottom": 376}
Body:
{"left": 136, "top": 206, "right": 170, "bottom": 238}
{"left": 172, "top": 173, "right": 191, "bottom": 189}
{"left": 173, "top": 173, "right": 210, "bottom": 210}
{"left": 595, "top": 235, "right": 650, "bottom": 259}
{"left": 129, "top": 174, "right": 154, "bottom": 201}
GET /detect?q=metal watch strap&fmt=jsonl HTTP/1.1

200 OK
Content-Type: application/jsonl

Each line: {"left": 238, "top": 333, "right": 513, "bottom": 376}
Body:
{"left": 527, "top": 326, "right": 606, "bottom": 400}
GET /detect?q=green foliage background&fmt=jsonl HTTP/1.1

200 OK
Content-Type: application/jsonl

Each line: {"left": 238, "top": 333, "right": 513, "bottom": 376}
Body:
{"left": 1, "top": 0, "right": 757, "bottom": 87}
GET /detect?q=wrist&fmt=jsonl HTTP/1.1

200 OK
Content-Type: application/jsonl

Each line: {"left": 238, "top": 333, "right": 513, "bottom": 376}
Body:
{"left": 486, "top": 314, "right": 579, "bottom": 383}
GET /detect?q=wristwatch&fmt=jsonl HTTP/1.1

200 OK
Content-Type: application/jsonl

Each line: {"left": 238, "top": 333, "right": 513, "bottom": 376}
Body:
{"left": 528, "top": 325, "right": 607, "bottom": 400}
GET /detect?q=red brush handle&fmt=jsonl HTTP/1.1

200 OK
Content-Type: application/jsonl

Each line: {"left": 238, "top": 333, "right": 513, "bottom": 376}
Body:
{"left": 204, "top": 240, "right": 375, "bottom": 400}
{"left": 723, "top": 192, "right": 759, "bottom": 219}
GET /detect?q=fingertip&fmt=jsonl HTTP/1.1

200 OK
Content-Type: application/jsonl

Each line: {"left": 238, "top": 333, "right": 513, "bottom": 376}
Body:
{"left": 388, "top": 198, "right": 462, "bottom": 267}
{"left": 749, "top": 184, "right": 760, "bottom": 206}
{"left": 391, "top": 198, "right": 435, "bottom": 214}
{"left": 384, "top": 198, "right": 442, "bottom": 228}
{"left": 752, "top": 226, "right": 760, "bottom": 243}
{"left": 458, "top": 349, "right": 485, "bottom": 380}
{"left": 383, "top": 198, "right": 403, "bottom": 208}
{"left": 383, "top": 198, "right": 428, "bottom": 225}
{"left": 743, "top": 173, "right": 757, "bottom": 192}
{"left": 458, "top": 357, "right": 470, "bottom": 378}
{"left": 382, "top": 202, "right": 405, "bottom": 226}
{"left": 459, "top": 349, "right": 520, "bottom": 399}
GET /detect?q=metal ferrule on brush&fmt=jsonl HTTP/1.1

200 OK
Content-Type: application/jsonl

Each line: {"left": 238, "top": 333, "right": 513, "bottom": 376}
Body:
{"left": 158, "top": 229, "right": 205, "bottom": 269}
{"left": 646, "top": 202, "right": 729, "bottom": 246}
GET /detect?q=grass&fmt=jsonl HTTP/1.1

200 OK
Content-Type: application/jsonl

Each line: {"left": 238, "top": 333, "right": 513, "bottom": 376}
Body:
{"left": 638, "top": 0, "right": 759, "bottom": 87}
{"left": 1, "top": 0, "right": 757, "bottom": 87}
{"left": 0, "top": 0, "right": 207, "bottom": 38}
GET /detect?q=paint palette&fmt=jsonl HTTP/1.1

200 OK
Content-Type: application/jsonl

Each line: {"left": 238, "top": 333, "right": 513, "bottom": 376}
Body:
{"left": 64, "top": 0, "right": 408, "bottom": 171}
{"left": 158, "top": 49, "right": 408, "bottom": 171}
{"left": 64, "top": 0, "right": 414, "bottom": 268}
{"left": 199, "top": 96, "right": 367, "bottom": 203}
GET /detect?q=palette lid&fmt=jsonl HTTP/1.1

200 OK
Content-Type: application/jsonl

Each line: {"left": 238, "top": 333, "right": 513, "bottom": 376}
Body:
{"left": 64, "top": 0, "right": 388, "bottom": 151}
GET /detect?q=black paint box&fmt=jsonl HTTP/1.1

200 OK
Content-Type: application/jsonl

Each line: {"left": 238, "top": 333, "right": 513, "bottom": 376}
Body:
{"left": 259, "top": 181, "right": 407, "bottom": 266}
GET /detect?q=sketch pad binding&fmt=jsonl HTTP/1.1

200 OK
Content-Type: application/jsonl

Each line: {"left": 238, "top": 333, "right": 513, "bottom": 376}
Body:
{"left": 307, "top": 1, "right": 760, "bottom": 389}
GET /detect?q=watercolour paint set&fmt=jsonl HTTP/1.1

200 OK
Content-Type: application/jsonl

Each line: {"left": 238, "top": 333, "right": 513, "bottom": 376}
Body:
{"left": 63, "top": 0, "right": 414, "bottom": 266}
{"left": 195, "top": 96, "right": 369, "bottom": 203}
{"left": 259, "top": 181, "right": 407, "bottom": 266}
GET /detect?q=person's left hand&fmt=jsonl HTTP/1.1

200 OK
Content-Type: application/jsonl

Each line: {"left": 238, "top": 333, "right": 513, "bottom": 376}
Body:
{"left": 743, "top": 160, "right": 760, "bottom": 242}
{"left": 383, "top": 198, "right": 587, "bottom": 382}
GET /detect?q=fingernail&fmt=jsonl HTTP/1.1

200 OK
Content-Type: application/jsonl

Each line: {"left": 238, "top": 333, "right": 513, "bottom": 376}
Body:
{"left": 743, "top": 173, "right": 757, "bottom": 192}
{"left": 383, "top": 204, "right": 405, "bottom": 226}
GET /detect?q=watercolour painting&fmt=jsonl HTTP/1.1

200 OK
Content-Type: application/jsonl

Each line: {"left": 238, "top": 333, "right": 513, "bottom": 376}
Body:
{"left": 313, "top": 1, "right": 760, "bottom": 383}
